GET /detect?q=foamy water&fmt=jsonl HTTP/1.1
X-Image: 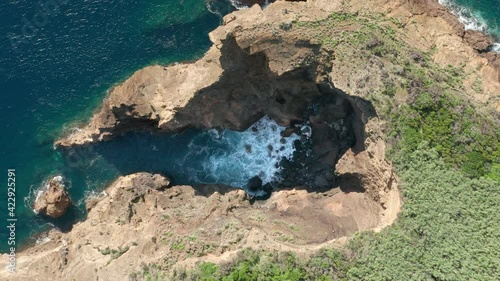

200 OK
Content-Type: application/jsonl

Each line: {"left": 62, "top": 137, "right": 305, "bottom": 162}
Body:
{"left": 46, "top": 115, "right": 303, "bottom": 204}
{"left": 439, "top": 0, "right": 488, "bottom": 31}
{"left": 183, "top": 116, "right": 300, "bottom": 189}
{"left": 226, "top": 0, "right": 247, "bottom": 10}
{"left": 491, "top": 43, "right": 500, "bottom": 52}
{"left": 438, "top": 0, "right": 499, "bottom": 52}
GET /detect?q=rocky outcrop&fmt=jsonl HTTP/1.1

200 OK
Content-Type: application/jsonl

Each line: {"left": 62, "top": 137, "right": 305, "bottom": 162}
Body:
{"left": 0, "top": 170, "right": 398, "bottom": 281}
{"left": 405, "top": 0, "right": 466, "bottom": 36}
{"left": 33, "top": 176, "right": 72, "bottom": 219}
{"left": 336, "top": 118, "right": 400, "bottom": 223}
{"left": 8, "top": 0, "right": 497, "bottom": 279}
{"left": 464, "top": 30, "right": 492, "bottom": 52}
{"left": 406, "top": 0, "right": 494, "bottom": 52}
{"left": 56, "top": 0, "right": 499, "bottom": 150}
{"left": 55, "top": 3, "right": 350, "bottom": 148}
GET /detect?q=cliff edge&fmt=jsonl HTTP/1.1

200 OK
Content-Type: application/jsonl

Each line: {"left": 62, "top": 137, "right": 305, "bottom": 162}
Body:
{"left": 1, "top": 0, "right": 499, "bottom": 280}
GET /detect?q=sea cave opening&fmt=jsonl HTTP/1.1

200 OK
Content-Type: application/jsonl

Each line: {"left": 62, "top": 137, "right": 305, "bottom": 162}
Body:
{"left": 58, "top": 88, "right": 363, "bottom": 200}
{"left": 55, "top": 34, "right": 370, "bottom": 205}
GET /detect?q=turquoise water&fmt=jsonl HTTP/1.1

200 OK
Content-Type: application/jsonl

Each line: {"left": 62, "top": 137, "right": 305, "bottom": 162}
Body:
{"left": 0, "top": 0, "right": 235, "bottom": 252}
{"left": 439, "top": 0, "right": 500, "bottom": 42}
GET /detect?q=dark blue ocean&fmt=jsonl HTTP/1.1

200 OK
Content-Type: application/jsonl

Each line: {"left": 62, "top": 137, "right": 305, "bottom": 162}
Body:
{"left": 0, "top": 0, "right": 498, "bottom": 253}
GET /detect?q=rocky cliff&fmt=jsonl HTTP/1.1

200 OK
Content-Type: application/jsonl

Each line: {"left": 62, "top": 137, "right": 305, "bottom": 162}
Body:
{"left": 33, "top": 176, "right": 72, "bottom": 219}
{"left": 2, "top": 0, "right": 499, "bottom": 280}
{"left": 55, "top": 0, "right": 499, "bottom": 149}
{"left": 0, "top": 170, "right": 399, "bottom": 280}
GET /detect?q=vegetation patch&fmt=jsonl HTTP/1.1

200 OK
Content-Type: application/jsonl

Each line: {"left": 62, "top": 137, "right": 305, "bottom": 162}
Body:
{"left": 172, "top": 248, "right": 350, "bottom": 281}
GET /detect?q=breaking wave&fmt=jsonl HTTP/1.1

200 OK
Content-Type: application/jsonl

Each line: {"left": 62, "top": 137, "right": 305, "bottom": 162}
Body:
{"left": 65, "top": 116, "right": 302, "bottom": 195}
{"left": 438, "top": 0, "right": 499, "bottom": 52}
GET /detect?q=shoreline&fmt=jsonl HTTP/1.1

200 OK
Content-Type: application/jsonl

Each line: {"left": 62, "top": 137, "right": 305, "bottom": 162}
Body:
{"left": 0, "top": 0, "right": 495, "bottom": 278}
{"left": 437, "top": 0, "right": 500, "bottom": 52}
{"left": 438, "top": 0, "right": 499, "bottom": 38}
{"left": 7, "top": 0, "right": 500, "bottom": 256}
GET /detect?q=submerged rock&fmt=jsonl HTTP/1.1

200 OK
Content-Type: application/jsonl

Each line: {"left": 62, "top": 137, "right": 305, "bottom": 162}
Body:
{"left": 246, "top": 176, "right": 263, "bottom": 192}
{"left": 33, "top": 176, "right": 72, "bottom": 219}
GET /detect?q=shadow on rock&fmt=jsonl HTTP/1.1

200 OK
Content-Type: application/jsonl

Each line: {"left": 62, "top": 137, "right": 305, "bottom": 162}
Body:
{"left": 336, "top": 173, "right": 366, "bottom": 193}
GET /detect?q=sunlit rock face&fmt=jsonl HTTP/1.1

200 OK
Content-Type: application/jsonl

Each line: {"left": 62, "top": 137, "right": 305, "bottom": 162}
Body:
{"left": 33, "top": 176, "right": 72, "bottom": 219}
{"left": 55, "top": 8, "right": 368, "bottom": 194}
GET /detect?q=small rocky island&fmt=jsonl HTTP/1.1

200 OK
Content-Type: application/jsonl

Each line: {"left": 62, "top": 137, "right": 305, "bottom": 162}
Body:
{"left": 33, "top": 176, "right": 72, "bottom": 219}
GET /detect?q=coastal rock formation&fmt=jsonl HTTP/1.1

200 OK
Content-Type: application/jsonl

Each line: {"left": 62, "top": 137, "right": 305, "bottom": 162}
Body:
{"left": 336, "top": 118, "right": 399, "bottom": 218}
{"left": 0, "top": 171, "right": 398, "bottom": 281}
{"left": 55, "top": 0, "right": 499, "bottom": 150}
{"left": 56, "top": 3, "right": 370, "bottom": 149}
{"left": 48, "top": 0, "right": 497, "bottom": 238}
{"left": 5, "top": 0, "right": 499, "bottom": 280}
{"left": 464, "top": 30, "right": 492, "bottom": 52}
{"left": 33, "top": 176, "right": 72, "bottom": 219}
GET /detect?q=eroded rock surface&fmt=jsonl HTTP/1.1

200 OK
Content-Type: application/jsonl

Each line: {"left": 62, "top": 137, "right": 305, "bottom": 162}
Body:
{"left": 0, "top": 171, "right": 397, "bottom": 281}
{"left": 464, "top": 30, "right": 492, "bottom": 52}
{"left": 6, "top": 0, "right": 500, "bottom": 280}
{"left": 33, "top": 176, "right": 72, "bottom": 219}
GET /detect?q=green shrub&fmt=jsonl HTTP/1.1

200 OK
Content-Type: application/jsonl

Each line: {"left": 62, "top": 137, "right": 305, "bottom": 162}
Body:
{"left": 345, "top": 145, "right": 500, "bottom": 280}
{"left": 389, "top": 87, "right": 498, "bottom": 178}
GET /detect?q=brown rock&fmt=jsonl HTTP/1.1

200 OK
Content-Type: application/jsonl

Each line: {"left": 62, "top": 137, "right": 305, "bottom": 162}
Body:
{"left": 128, "top": 172, "right": 171, "bottom": 190}
{"left": 483, "top": 51, "right": 500, "bottom": 75}
{"left": 2, "top": 170, "right": 399, "bottom": 281}
{"left": 33, "top": 176, "right": 71, "bottom": 219}
{"left": 464, "top": 30, "right": 492, "bottom": 52}
{"left": 406, "top": 0, "right": 465, "bottom": 36}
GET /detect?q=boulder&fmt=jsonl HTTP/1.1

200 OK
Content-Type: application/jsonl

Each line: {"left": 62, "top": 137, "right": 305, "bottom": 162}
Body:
{"left": 464, "top": 30, "right": 492, "bottom": 52}
{"left": 34, "top": 176, "right": 72, "bottom": 219}
{"left": 246, "top": 176, "right": 263, "bottom": 192}
{"left": 131, "top": 173, "right": 171, "bottom": 191}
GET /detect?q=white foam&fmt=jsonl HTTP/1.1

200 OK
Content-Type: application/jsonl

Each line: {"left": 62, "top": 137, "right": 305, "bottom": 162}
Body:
{"left": 491, "top": 43, "right": 500, "bottom": 53}
{"left": 35, "top": 237, "right": 51, "bottom": 245}
{"left": 182, "top": 116, "right": 300, "bottom": 191}
{"left": 438, "top": 0, "right": 499, "bottom": 53}
{"left": 206, "top": 0, "right": 223, "bottom": 19}
{"left": 78, "top": 189, "right": 108, "bottom": 208}
{"left": 233, "top": 0, "right": 251, "bottom": 10}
